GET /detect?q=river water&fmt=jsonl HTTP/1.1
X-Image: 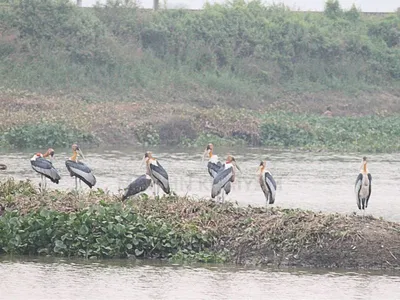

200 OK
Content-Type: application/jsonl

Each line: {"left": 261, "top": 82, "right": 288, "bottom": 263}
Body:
{"left": 1, "top": 146, "right": 400, "bottom": 221}
{"left": 1, "top": 147, "right": 400, "bottom": 298}
{"left": 1, "top": 257, "right": 400, "bottom": 300}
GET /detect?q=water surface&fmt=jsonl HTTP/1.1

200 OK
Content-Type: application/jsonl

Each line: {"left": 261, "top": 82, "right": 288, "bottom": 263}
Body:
{"left": 1, "top": 257, "right": 400, "bottom": 300}
{"left": 1, "top": 147, "right": 399, "bottom": 221}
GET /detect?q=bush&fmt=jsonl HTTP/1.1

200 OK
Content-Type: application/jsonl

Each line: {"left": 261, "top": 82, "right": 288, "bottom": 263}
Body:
{"left": 0, "top": 203, "right": 213, "bottom": 259}
{"left": 2, "top": 123, "right": 97, "bottom": 148}
{"left": 0, "top": 0, "right": 399, "bottom": 102}
{"left": 260, "top": 113, "right": 400, "bottom": 152}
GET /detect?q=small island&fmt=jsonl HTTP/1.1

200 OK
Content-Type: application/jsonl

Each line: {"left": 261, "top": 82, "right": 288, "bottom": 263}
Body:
{"left": 1, "top": 179, "right": 399, "bottom": 269}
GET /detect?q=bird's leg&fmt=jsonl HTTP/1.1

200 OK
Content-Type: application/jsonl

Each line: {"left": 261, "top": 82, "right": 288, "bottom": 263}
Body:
{"left": 152, "top": 181, "right": 156, "bottom": 198}
{"left": 79, "top": 179, "right": 82, "bottom": 190}
{"left": 221, "top": 190, "right": 225, "bottom": 204}
{"left": 44, "top": 177, "right": 47, "bottom": 191}
{"left": 40, "top": 175, "right": 43, "bottom": 193}
{"left": 75, "top": 177, "right": 78, "bottom": 191}
{"left": 156, "top": 184, "right": 160, "bottom": 198}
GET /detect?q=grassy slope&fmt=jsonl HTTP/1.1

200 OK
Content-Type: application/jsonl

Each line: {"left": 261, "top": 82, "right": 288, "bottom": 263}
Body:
{"left": 1, "top": 178, "right": 400, "bottom": 268}
{"left": 0, "top": 2, "right": 399, "bottom": 150}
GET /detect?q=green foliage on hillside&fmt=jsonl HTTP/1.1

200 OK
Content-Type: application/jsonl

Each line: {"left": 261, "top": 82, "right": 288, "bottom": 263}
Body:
{"left": 0, "top": 0, "right": 399, "bottom": 106}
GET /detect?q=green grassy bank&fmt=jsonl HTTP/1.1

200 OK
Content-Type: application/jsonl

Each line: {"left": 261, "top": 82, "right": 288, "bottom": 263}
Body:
{"left": 0, "top": 0, "right": 399, "bottom": 100}
{"left": 0, "top": 0, "right": 399, "bottom": 151}
{"left": 1, "top": 179, "right": 400, "bottom": 269}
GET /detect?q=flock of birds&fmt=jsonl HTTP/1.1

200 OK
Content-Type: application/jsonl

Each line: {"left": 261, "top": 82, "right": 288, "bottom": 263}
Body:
{"left": 0, "top": 143, "right": 372, "bottom": 212}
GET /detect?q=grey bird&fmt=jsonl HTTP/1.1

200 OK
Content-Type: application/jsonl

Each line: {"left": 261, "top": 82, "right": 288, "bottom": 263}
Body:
{"left": 122, "top": 173, "right": 152, "bottom": 201}
{"left": 65, "top": 144, "right": 96, "bottom": 189}
{"left": 355, "top": 156, "right": 372, "bottom": 215}
{"left": 211, "top": 155, "right": 240, "bottom": 203}
{"left": 258, "top": 161, "right": 277, "bottom": 205}
{"left": 30, "top": 148, "right": 61, "bottom": 191}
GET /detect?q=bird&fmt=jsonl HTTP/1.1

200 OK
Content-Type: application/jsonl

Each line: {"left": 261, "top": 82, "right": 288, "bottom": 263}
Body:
{"left": 122, "top": 173, "right": 152, "bottom": 201}
{"left": 30, "top": 148, "right": 61, "bottom": 191}
{"left": 202, "top": 143, "right": 232, "bottom": 201}
{"left": 142, "top": 151, "right": 170, "bottom": 197}
{"left": 65, "top": 144, "right": 96, "bottom": 190}
{"left": 0, "top": 164, "right": 6, "bottom": 170}
{"left": 211, "top": 155, "right": 241, "bottom": 203}
{"left": 258, "top": 161, "right": 277, "bottom": 205}
{"left": 355, "top": 156, "right": 372, "bottom": 215}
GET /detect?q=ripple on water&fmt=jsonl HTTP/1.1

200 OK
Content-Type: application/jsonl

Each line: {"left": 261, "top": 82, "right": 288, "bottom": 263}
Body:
{"left": 1, "top": 257, "right": 400, "bottom": 300}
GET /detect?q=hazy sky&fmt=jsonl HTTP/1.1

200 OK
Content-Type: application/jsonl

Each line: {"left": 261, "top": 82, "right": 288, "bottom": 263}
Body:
{"left": 82, "top": 0, "right": 399, "bottom": 12}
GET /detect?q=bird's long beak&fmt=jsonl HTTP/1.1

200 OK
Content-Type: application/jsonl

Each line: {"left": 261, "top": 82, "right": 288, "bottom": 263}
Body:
{"left": 235, "top": 162, "right": 242, "bottom": 173}
{"left": 202, "top": 149, "right": 208, "bottom": 163}
{"left": 77, "top": 149, "right": 85, "bottom": 159}
{"left": 140, "top": 156, "right": 145, "bottom": 168}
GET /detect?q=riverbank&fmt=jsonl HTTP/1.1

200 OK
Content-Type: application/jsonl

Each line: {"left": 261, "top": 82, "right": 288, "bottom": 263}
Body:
{"left": 1, "top": 1, "right": 399, "bottom": 152}
{"left": 1, "top": 179, "right": 399, "bottom": 269}
{"left": 2, "top": 91, "right": 400, "bottom": 152}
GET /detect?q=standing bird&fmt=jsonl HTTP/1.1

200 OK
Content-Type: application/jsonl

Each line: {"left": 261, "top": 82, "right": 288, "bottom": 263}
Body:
{"left": 30, "top": 148, "right": 61, "bottom": 191}
{"left": 258, "top": 161, "right": 277, "bottom": 205}
{"left": 211, "top": 155, "right": 241, "bottom": 203}
{"left": 122, "top": 173, "right": 152, "bottom": 201}
{"left": 355, "top": 156, "right": 372, "bottom": 214}
{"left": 142, "top": 151, "right": 170, "bottom": 197}
{"left": 202, "top": 143, "right": 231, "bottom": 199}
{"left": 65, "top": 144, "right": 96, "bottom": 189}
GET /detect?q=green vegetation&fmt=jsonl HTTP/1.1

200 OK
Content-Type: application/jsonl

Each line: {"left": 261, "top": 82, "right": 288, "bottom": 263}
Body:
{"left": 1, "top": 122, "right": 97, "bottom": 148}
{"left": 0, "top": 0, "right": 399, "bottom": 151}
{"left": 0, "top": 0, "right": 399, "bottom": 104}
{"left": 1, "top": 178, "right": 400, "bottom": 268}
{"left": 260, "top": 112, "right": 400, "bottom": 152}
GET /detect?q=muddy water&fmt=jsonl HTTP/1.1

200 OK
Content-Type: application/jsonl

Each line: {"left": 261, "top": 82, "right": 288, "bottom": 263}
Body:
{"left": 1, "top": 147, "right": 400, "bottom": 221}
{"left": 1, "top": 257, "right": 400, "bottom": 300}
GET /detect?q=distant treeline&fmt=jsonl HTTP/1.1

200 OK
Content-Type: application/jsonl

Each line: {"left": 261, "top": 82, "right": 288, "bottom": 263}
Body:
{"left": 0, "top": 0, "right": 399, "bottom": 101}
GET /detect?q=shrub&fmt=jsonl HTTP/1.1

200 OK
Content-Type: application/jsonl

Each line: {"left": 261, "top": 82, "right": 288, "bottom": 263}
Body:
{"left": 2, "top": 123, "right": 96, "bottom": 148}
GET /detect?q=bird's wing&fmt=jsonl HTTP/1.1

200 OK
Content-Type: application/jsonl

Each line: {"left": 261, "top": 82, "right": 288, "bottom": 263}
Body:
{"left": 31, "top": 158, "right": 61, "bottom": 182}
{"left": 123, "top": 175, "right": 152, "bottom": 200}
{"left": 65, "top": 160, "right": 96, "bottom": 187}
{"left": 150, "top": 161, "right": 170, "bottom": 194}
{"left": 31, "top": 158, "right": 53, "bottom": 170}
{"left": 355, "top": 173, "right": 363, "bottom": 209}
{"left": 208, "top": 161, "right": 222, "bottom": 178}
{"left": 265, "top": 172, "right": 277, "bottom": 204}
{"left": 224, "top": 182, "right": 231, "bottom": 195}
{"left": 211, "top": 167, "right": 232, "bottom": 198}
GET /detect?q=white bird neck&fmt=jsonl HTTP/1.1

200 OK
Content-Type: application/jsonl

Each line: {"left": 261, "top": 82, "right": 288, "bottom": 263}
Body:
{"left": 30, "top": 154, "right": 41, "bottom": 161}
{"left": 209, "top": 155, "right": 218, "bottom": 163}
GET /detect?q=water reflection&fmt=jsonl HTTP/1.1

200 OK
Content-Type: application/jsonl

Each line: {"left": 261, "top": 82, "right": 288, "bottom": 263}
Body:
{"left": 1, "top": 257, "right": 400, "bottom": 300}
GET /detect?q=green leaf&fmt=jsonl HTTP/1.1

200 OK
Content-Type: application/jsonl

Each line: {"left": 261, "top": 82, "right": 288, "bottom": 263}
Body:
{"left": 55, "top": 240, "right": 66, "bottom": 249}
{"left": 134, "top": 249, "right": 144, "bottom": 257}
{"left": 79, "top": 225, "right": 89, "bottom": 235}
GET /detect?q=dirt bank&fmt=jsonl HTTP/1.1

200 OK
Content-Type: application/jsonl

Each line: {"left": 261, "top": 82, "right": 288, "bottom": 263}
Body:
{"left": 1, "top": 89, "right": 400, "bottom": 148}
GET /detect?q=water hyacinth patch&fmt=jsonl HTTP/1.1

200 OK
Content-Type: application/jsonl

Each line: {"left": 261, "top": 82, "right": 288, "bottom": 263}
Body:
{"left": 1, "top": 179, "right": 400, "bottom": 269}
